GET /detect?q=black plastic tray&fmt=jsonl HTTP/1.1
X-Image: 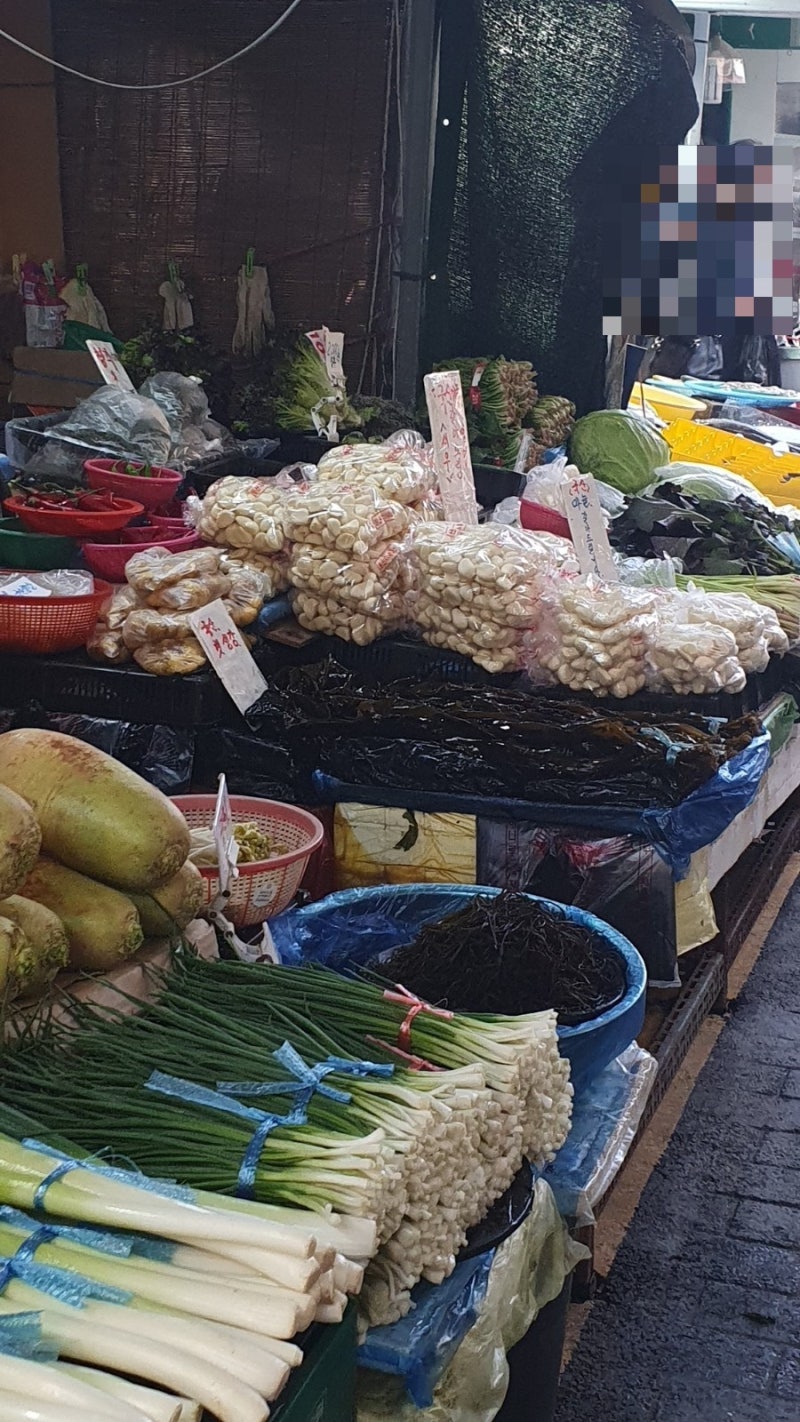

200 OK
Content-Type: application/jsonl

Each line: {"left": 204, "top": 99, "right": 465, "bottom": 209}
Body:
{"left": 0, "top": 650, "right": 235, "bottom": 729}
{"left": 460, "top": 1158, "right": 535, "bottom": 1260}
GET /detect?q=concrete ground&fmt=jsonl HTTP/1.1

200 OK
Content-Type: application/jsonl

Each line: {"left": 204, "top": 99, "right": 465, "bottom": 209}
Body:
{"left": 554, "top": 857, "right": 800, "bottom": 1422}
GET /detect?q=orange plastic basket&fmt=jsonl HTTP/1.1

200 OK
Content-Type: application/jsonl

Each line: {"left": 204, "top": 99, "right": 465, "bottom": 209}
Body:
{"left": 171, "top": 794, "right": 325, "bottom": 926}
{"left": 0, "top": 575, "right": 112, "bottom": 653}
{"left": 664, "top": 421, "right": 800, "bottom": 507}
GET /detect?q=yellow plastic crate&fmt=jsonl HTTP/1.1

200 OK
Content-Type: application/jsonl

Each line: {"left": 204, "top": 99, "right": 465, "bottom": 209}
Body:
{"left": 664, "top": 421, "right": 800, "bottom": 507}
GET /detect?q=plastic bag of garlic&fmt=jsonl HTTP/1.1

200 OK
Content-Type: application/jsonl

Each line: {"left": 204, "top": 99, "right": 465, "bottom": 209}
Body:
{"left": 315, "top": 432, "right": 438, "bottom": 510}
{"left": 526, "top": 581, "right": 657, "bottom": 699}
{"left": 410, "top": 524, "right": 578, "bottom": 674}
{"left": 195, "top": 473, "right": 299, "bottom": 597}
{"left": 284, "top": 481, "right": 415, "bottom": 644}
{"left": 645, "top": 588, "right": 788, "bottom": 696}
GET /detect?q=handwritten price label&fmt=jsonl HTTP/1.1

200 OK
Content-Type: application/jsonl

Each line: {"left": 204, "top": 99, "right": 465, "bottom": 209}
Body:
{"left": 188, "top": 599, "right": 268, "bottom": 713}
{"left": 565, "top": 474, "right": 618, "bottom": 583}
{"left": 86, "top": 341, "right": 135, "bottom": 391}
{"left": 212, "top": 773, "right": 238, "bottom": 897}
{"left": 424, "top": 371, "right": 479, "bottom": 525}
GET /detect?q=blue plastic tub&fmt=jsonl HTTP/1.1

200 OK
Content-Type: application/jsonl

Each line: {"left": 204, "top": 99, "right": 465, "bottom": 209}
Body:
{"left": 271, "top": 885, "right": 648, "bottom": 1091}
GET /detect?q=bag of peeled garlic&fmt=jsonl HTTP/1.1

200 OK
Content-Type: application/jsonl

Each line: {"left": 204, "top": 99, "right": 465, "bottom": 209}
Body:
{"left": 283, "top": 481, "right": 412, "bottom": 644}
{"left": 315, "top": 435, "right": 438, "bottom": 508}
{"left": 526, "top": 580, "right": 657, "bottom": 698}
{"left": 645, "top": 588, "right": 788, "bottom": 697}
{"left": 195, "top": 473, "right": 298, "bottom": 596}
{"left": 410, "top": 524, "right": 574, "bottom": 674}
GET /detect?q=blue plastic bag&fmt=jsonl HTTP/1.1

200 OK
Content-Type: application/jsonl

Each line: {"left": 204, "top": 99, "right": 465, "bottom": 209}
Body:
{"left": 358, "top": 1253, "right": 494, "bottom": 1408}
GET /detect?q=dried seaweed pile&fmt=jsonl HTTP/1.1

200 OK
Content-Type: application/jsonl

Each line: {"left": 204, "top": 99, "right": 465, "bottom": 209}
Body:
{"left": 378, "top": 892, "right": 627, "bottom": 1025}
{"left": 247, "top": 660, "right": 760, "bottom": 809}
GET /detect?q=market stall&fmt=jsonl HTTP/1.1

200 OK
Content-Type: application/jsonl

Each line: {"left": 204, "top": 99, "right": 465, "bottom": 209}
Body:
{"left": 2, "top": 335, "right": 800, "bottom": 1420}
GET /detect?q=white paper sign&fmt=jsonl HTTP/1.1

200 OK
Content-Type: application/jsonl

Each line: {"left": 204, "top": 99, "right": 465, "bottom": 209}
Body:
{"left": 324, "top": 331, "right": 346, "bottom": 389}
{"left": 212, "top": 773, "right": 238, "bottom": 896}
{"left": 187, "top": 599, "right": 268, "bottom": 713}
{"left": 86, "top": 341, "right": 135, "bottom": 391}
{"left": 565, "top": 472, "right": 618, "bottom": 583}
{"left": 424, "top": 371, "right": 479, "bottom": 525}
{"left": 0, "top": 576, "right": 51, "bottom": 598}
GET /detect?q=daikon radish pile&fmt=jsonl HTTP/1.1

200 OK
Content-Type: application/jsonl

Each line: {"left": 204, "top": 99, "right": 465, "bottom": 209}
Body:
{"left": 0, "top": 730, "right": 190, "bottom": 892}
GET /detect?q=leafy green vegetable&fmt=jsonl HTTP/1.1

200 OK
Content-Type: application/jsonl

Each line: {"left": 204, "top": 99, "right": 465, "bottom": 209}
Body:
{"left": 570, "top": 410, "right": 669, "bottom": 494}
{"left": 611, "top": 483, "right": 800, "bottom": 577}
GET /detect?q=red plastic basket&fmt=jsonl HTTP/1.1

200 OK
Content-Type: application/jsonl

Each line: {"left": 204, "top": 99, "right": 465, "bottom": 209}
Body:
{"left": 520, "top": 500, "right": 572, "bottom": 539}
{"left": 0, "top": 575, "right": 112, "bottom": 653}
{"left": 84, "top": 459, "right": 183, "bottom": 510}
{"left": 4, "top": 494, "right": 143, "bottom": 537}
{"left": 171, "top": 795, "right": 325, "bottom": 926}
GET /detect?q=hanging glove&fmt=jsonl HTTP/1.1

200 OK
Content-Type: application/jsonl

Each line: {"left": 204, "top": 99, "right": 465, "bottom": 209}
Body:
{"left": 232, "top": 263, "right": 275, "bottom": 358}
{"left": 60, "top": 277, "right": 110, "bottom": 331}
{"left": 159, "top": 279, "right": 194, "bottom": 332}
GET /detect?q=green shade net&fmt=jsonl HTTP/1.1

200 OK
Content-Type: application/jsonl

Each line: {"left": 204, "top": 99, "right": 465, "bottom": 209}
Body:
{"left": 426, "top": 0, "right": 698, "bottom": 415}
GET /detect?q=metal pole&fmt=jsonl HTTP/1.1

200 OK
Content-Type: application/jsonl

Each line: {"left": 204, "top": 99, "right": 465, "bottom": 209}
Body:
{"left": 393, "top": 0, "right": 439, "bottom": 405}
{"left": 686, "top": 12, "right": 711, "bottom": 145}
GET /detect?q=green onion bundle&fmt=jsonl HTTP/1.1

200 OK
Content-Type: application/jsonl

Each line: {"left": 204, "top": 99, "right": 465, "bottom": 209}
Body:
{"left": 0, "top": 959, "right": 572, "bottom": 1326}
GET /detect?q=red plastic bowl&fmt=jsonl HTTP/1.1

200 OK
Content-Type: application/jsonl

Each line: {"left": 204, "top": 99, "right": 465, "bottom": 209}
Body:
{"left": 120, "top": 522, "right": 192, "bottom": 544}
{"left": 82, "top": 530, "right": 201, "bottom": 582}
{"left": 84, "top": 458, "right": 183, "bottom": 510}
{"left": 520, "top": 500, "right": 572, "bottom": 540}
{"left": 147, "top": 512, "right": 191, "bottom": 533}
{"left": 4, "top": 494, "right": 144, "bottom": 538}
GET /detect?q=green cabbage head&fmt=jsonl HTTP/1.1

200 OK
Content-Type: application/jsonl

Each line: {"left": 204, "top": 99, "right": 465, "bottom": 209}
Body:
{"left": 569, "top": 410, "right": 670, "bottom": 495}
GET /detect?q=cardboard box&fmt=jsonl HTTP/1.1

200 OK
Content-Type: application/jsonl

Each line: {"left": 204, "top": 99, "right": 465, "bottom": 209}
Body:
{"left": 11, "top": 346, "right": 103, "bottom": 409}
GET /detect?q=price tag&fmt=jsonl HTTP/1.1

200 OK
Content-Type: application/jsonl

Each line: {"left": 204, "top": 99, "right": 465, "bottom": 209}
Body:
{"left": 305, "top": 328, "right": 328, "bottom": 363}
{"left": 212, "top": 773, "right": 238, "bottom": 897}
{"left": 565, "top": 471, "right": 618, "bottom": 583}
{"left": 0, "top": 576, "right": 51, "bottom": 597}
{"left": 187, "top": 599, "right": 268, "bottom": 713}
{"left": 324, "top": 331, "right": 346, "bottom": 389}
{"left": 424, "top": 371, "right": 479, "bottom": 525}
{"left": 86, "top": 341, "right": 135, "bottom": 392}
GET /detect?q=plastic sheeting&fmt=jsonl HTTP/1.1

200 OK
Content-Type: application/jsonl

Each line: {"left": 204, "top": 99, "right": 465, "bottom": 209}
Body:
{"left": 313, "top": 727, "right": 771, "bottom": 882}
{"left": 357, "top": 1181, "right": 587, "bottom": 1422}
{"left": 543, "top": 1044, "right": 658, "bottom": 1228}
{"left": 0, "top": 705, "right": 193, "bottom": 794}
{"left": 640, "top": 732, "right": 771, "bottom": 879}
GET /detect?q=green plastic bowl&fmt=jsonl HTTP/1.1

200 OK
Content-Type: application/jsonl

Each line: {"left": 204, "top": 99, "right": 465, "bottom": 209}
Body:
{"left": 0, "top": 518, "right": 78, "bottom": 570}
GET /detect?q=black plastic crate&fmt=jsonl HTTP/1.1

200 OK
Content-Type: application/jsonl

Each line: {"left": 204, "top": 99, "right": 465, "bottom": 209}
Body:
{"left": 0, "top": 650, "right": 234, "bottom": 728}
{"left": 472, "top": 463, "right": 526, "bottom": 509}
{"left": 324, "top": 634, "right": 524, "bottom": 687}
{"left": 538, "top": 655, "right": 785, "bottom": 722}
